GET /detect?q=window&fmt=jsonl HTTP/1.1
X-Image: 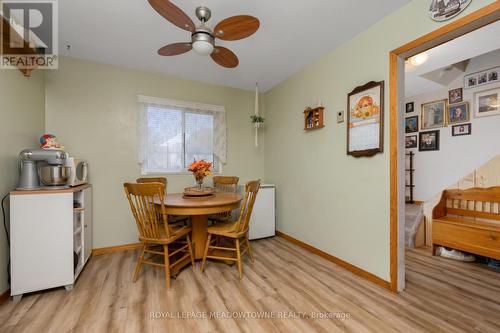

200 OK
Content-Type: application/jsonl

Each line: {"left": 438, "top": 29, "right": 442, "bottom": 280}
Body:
{"left": 138, "top": 96, "right": 226, "bottom": 174}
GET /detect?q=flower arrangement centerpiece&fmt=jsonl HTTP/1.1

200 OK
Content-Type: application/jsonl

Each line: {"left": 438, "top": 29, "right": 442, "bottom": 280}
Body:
{"left": 188, "top": 159, "right": 212, "bottom": 189}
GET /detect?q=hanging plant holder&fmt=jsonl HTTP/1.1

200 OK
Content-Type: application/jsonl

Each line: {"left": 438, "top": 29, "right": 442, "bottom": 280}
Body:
{"left": 253, "top": 84, "right": 262, "bottom": 147}
{"left": 254, "top": 121, "right": 264, "bottom": 129}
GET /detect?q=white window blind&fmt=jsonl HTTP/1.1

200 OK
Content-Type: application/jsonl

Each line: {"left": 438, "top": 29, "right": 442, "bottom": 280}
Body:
{"left": 138, "top": 96, "right": 226, "bottom": 174}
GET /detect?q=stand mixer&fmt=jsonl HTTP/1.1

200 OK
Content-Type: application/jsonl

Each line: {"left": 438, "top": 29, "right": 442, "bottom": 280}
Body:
{"left": 17, "top": 149, "right": 70, "bottom": 190}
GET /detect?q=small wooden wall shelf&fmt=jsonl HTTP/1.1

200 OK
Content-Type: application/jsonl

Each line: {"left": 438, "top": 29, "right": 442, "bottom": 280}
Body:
{"left": 304, "top": 107, "right": 324, "bottom": 131}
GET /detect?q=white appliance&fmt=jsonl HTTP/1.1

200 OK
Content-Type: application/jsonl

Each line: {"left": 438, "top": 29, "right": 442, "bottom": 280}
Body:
{"left": 66, "top": 157, "right": 88, "bottom": 187}
{"left": 249, "top": 184, "right": 276, "bottom": 240}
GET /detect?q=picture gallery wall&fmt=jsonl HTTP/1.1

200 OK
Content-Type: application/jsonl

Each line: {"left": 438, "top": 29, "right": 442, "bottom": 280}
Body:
{"left": 404, "top": 49, "right": 500, "bottom": 201}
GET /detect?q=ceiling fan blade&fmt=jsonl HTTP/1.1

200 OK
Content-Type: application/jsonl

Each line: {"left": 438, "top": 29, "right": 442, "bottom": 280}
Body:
{"left": 158, "top": 43, "right": 192, "bottom": 56}
{"left": 148, "top": 0, "right": 195, "bottom": 32}
{"left": 214, "top": 15, "right": 260, "bottom": 41}
{"left": 211, "top": 46, "right": 239, "bottom": 68}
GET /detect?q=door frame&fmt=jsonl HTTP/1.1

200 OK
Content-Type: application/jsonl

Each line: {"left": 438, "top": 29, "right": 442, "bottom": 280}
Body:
{"left": 389, "top": 2, "right": 500, "bottom": 292}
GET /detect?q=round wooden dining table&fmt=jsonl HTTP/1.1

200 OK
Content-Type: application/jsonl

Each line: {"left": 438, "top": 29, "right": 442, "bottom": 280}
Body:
{"left": 163, "top": 192, "right": 242, "bottom": 259}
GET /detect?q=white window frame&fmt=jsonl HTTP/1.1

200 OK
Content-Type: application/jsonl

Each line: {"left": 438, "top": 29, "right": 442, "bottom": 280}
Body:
{"left": 138, "top": 95, "right": 226, "bottom": 175}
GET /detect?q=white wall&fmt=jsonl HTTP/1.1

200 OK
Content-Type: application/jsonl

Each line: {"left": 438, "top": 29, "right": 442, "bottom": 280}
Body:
{"left": 0, "top": 70, "right": 45, "bottom": 294}
{"left": 405, "top": 49, "right": 500, "bottom": 201}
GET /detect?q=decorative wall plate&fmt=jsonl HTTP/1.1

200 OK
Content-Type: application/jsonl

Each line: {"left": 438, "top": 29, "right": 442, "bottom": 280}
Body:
{"left": 429, "top": 0, "right": 472, "bottom": 22}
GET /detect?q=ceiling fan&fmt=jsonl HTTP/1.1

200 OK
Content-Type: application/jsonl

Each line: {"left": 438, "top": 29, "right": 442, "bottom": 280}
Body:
{"left": 148, "top": 0, "right": 260, "bottom": 68}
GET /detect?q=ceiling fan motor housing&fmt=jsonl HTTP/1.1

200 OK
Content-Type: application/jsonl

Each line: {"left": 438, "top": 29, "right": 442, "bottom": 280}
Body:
{"left": 191, "top": 26, "right": 214, "bottom": 46}
{"left": 195, "top": 6, "right": 211, "bottom": 22}
{"left": 191, "top": 26, "right": 214, "bottom": 55}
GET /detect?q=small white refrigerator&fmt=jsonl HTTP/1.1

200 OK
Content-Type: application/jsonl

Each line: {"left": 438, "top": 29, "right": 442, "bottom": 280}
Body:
{"left": 248, "top": 184, "right": 276, "bottom": 240}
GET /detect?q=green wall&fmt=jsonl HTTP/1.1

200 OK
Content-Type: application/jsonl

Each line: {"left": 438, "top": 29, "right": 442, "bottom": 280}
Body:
{"left": 0, "top": 70, "right": 45, "bottom": 294}
{"left": 45, "top": 57, "right": 265, "bottom": 249}
{"left": 263, "top": 0, "right": 496, "bottom": 281}
{"left": 0, "top": 0, "right": 496, "bottom": 294}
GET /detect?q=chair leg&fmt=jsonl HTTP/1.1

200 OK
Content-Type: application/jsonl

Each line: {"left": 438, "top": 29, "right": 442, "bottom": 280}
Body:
{"left": 201, "top": 234, "right": 212, "bottom": 273}
{"left": 133, "top": 245, "right": 146, "bottom": 282}
{"left": 163, "top": 245, "right": 171, "bottom": 289}
{"left": 187, "top": 234, "right": 195, "bottom": 267}
{"left": 236, "top": 239, "right": 243, "bottom": 279}
{"left": 246, "top": 237, "right": 254, "bottom": 263}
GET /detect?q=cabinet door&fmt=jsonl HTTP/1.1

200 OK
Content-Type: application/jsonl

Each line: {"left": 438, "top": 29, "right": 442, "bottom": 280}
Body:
{"left": 83, "top": 187, "right": 93, "bottom": 263}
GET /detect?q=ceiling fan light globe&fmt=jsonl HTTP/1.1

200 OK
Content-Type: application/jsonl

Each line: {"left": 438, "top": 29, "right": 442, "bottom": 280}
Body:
{"left": 192, "top": 40, "right": 214, "bottom": 55}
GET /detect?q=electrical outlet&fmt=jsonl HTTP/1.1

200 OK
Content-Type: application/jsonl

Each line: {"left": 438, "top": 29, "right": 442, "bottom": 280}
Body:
{"left": 337, "top": 111, "right": 344, "bottom": 123}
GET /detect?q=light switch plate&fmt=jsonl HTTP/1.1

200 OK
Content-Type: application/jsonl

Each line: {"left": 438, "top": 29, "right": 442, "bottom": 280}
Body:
{"left": 337, "top": 111, "right": 344, "bottom": 123}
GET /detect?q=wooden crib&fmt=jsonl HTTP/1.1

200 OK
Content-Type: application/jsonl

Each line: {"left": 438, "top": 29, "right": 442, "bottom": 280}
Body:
{"left": 432, "top": 187, "right": 500, "bottom": 260}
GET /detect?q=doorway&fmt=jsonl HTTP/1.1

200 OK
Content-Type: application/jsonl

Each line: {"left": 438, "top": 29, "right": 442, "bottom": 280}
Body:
{"left": 389, "top": 3, "right": 500, "bottom": 292}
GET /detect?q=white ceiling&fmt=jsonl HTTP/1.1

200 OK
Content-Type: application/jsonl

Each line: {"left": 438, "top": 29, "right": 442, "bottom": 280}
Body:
{"left": 405, "top": 21, "right": 500, "bottom": 97}
{"left": 59, "top": 0, "right": 409, "bottom": 92}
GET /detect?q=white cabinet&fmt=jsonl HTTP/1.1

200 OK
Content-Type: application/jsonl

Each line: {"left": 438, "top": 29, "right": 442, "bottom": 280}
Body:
{"left": 10, "top": 185, "right": 92, "bottom": 301}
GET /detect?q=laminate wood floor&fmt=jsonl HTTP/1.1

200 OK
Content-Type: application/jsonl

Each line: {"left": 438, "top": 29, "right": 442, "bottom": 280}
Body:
{"left": 1, "top": 237, "right": 499, "bottom": 333}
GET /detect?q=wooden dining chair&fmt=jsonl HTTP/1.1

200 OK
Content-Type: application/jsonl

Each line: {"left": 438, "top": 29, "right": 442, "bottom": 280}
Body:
{"left": 137, "top": 177, "right": 189, "bottom": 226}
{"left": 124, "top": 182, "right": 194, "bottom": 288}
{"left": 209, "top": 176, "right": 239, "bottom": 224}
{"left": 201, "top": 180, "right": 260, "bottom": 279}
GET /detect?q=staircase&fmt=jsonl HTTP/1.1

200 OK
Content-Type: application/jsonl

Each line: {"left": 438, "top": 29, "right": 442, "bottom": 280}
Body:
{"left": 405, "top": 203, "right": 424, "bottom": 248}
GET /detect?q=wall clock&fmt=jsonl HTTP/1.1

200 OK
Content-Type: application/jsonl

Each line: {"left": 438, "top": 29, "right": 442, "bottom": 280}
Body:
{"left": 429, "top": 0, "right": 472, "bottom": 22}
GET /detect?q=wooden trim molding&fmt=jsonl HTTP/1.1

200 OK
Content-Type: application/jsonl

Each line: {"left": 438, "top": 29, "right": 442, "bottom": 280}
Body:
{"left": 92, "top": 243, "right": 142, "bottom": 256}
{"left": 0, "top": 289, "right": 10, "bottom": 305}
{"left": 389, "top": 51, "right": 399, "bottom": 293}
{"left": 389, "top": 2, "right": 500, "bottom": 292}
{"left": 276, "top": 231, "right": 391, "bottom": 290}
{"left": 391, "top": 2, "right": 500, "bottom": 57}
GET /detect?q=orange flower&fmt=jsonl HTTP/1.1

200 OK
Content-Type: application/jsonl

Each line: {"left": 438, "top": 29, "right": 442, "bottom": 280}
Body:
{"left": 188, "top": 159, "right": 212, "bottom": 174}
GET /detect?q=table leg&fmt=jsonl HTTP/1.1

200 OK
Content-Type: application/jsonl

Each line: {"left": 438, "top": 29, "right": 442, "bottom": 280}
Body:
{"left": 191, "top": 215, "right": 208, "bottom": 260}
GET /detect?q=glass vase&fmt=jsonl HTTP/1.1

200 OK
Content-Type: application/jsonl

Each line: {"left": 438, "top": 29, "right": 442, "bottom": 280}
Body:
{"left": 194, "top": 174, "right": 204, "bottom": 190}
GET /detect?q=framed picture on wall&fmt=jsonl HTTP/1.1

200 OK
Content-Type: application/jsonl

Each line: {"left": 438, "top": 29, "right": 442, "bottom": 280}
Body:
{"left": 419, "top": 130, "right": 440, "bottom": 152}
{"left": 406, "top": 102, "right": 414, "bottom": 113}
{"left": 452, "top": 123, "right": 472, "bottom": 136}
{"left": 474, "top": 88, "right": 500, "bottom": 118}
{"left": 405, "top": 116, "right": 419, "bottom": 133}
{"left": 421, "top": 99, "right": 447, "bottom": 129}
{"left": 347, "top": 81, "right": 384, "bottom": 157}
{"left": 448, "top": 88, "right": 463, "bottom": 104}
{"left": 447, "top": 101, "right": 470, "bottom": 124}
{"left": 464, "top": 66, "right": 500, "bottom": 89}
{"left": 488, "top": 68, "right": 499, "bottom": 82}
{"left": 405, "top": 135, "right": 418, "bottom": 149}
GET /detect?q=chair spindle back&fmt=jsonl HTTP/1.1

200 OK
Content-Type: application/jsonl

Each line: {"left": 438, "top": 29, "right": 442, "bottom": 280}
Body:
{"left": 213, "top": 176, "right": 239, "bottom": 193}
{"left": 234, "top": 180, "right": 261, "bottom": 233}
{"left": 124, "top": 182, "right": 171, "bottom": 240}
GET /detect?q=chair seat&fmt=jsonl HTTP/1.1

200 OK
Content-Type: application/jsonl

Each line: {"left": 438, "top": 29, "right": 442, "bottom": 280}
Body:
{"left": 208, "top": 213, "right": 233, "bottom": 224}
{"left": 207, "top": 222, "right": 246, "bottom": 238}
{"left": 168, "top": 215, "right": 189, "bottom": 224}
{"left": 140, "top": 226, "right": 191, "bottom": 244}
